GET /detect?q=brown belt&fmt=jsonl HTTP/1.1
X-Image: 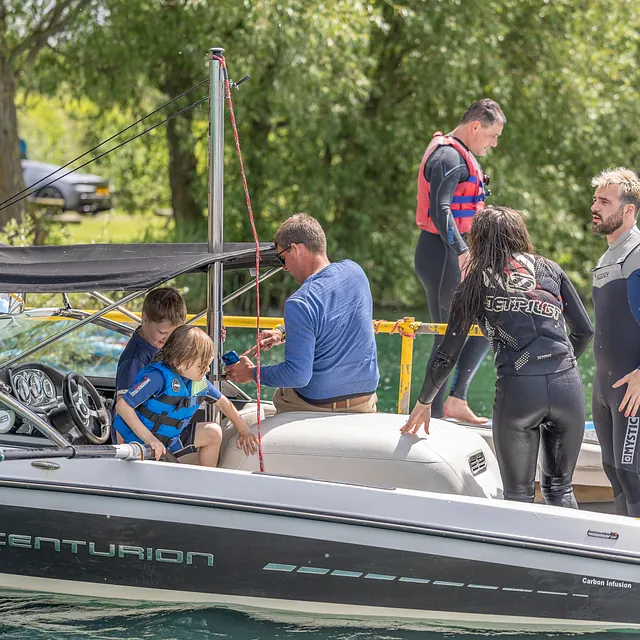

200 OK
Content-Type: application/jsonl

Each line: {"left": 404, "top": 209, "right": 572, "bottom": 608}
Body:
{"left": 309, "top": 393, "right": 374, "bottom": 410}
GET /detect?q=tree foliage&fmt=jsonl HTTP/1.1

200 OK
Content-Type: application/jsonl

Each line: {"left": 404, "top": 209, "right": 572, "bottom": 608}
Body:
{"left": 9, "top": 0, "right": 640, "bottom": 311}
{"left": 0, "top": 0, "right": 98, "bottom": 227}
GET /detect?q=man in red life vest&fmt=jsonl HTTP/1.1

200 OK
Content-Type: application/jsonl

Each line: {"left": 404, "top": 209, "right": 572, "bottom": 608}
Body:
{"left": 414, "top": 98, "right": 506, "bottom": 424}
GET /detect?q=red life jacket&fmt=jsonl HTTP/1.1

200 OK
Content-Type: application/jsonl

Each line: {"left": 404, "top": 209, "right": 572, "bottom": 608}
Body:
{"left": 416, "top": 132, "right": 487, "bottom": 234}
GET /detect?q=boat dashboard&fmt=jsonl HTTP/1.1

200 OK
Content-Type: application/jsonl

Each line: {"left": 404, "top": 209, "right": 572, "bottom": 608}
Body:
{"left": 0, "top": 362, "right": 111, "bottom": 443}
{"left": 9, "top": 365, "right": 61, "bottom": 411}
{"left": 0, "top": 361, "right": 250, "bottom": 444}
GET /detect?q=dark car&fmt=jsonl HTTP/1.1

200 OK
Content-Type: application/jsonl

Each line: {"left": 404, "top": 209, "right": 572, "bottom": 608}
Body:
{"left": 22, "top": 160, "right": 113, "bottom": 214}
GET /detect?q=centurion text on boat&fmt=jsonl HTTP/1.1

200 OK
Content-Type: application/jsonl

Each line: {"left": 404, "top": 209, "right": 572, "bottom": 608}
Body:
{"left": 1, "top": 47, "right": 640, "bottom": 632}
{"left": 0, "top": 532, "right": 215, "bottom": 566}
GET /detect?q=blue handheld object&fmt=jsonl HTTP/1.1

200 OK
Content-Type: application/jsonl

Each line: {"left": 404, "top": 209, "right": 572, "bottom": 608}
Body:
{"left": 221, "top": 351, "right": 240, "bottom": 366}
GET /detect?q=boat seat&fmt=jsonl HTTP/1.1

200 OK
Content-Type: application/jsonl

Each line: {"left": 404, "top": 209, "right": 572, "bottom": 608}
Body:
{"left": 219, "top": 409, "right": 502, "bottom": 499}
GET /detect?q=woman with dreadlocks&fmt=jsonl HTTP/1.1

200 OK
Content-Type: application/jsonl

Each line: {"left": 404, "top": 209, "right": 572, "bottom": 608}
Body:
{"left": 402, "top": 206, "right": 593, "bottom": 507}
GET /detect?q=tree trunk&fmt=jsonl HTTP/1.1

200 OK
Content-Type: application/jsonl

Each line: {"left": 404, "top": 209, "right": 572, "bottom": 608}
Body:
{"left": 165, "top": 108, "right": 201, "bottom": 227}
{"left": 0, "top": 55, "right": 25, "bottom": 230}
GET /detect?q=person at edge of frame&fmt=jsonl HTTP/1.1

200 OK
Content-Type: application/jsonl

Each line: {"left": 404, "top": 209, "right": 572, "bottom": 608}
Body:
{"left": 589, "top": 167, "right": 640, "bottom": 516}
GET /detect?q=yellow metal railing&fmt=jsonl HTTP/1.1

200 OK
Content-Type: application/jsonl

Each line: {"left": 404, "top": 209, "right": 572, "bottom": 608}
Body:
{"left": 94, "top": 311, "right": 482, "bottom": 415}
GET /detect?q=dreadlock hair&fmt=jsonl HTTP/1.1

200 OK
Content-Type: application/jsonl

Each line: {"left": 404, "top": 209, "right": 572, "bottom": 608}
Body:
{"left": 455, "top": 205, "right": 534, "bottom": 328}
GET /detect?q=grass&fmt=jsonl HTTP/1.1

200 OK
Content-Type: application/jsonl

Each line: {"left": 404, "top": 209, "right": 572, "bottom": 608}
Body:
{"left": 30, "top": 210, "right": 172, "bottom": 309}
{"left": 57, "top": 210, "right": 172, "bottom": 245}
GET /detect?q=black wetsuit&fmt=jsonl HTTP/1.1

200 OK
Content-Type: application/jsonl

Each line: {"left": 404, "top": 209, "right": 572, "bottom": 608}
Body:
{"left": 592, "top": 226, "right": 640, "bottom": 516}
{"left": 418, "top": 254, "right": 593, "bottom": 506}
{"left": 414, "top": 142, "right": 489, "bottom": 418}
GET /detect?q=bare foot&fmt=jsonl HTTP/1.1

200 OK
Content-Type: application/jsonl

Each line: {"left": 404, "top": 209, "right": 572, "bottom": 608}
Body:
{"left": 443, "top": 396, "right": 489, "bottom": 425}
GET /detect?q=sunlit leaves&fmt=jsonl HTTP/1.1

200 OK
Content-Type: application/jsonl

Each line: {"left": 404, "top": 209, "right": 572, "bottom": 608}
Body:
{"left": 16, "top": 0, "right": 640, "bottom": 310}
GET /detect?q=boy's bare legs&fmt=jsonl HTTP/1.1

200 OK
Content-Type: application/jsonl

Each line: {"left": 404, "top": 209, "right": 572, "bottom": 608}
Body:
{"left": 194, "top": 422, "right": 223, "bottom": 467}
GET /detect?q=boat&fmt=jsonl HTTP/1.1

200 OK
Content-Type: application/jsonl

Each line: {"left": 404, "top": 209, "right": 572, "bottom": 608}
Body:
{"left": 0, "top": 48, "right": 635, "bottom": 632}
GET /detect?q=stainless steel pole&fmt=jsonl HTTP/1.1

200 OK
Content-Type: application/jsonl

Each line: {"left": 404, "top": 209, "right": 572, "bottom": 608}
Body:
{"left": 208, "top": 47, "right": 225, "bottom": 415}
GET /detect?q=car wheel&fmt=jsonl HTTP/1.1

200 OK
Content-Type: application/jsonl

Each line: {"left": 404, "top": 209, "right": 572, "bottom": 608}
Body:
{"left": 34, "top": 186, "right": 65, "bottom": 208}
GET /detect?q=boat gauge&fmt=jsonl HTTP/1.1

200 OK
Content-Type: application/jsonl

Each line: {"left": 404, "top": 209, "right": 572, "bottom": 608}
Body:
{"left": 42, "top": 377, "right": 56, "bottom": 400}
{"left": 28, "top": 372, "right": 43, "bottom": 402}
{"left": 14, "top": 375, "right": 30, "bottom": 404}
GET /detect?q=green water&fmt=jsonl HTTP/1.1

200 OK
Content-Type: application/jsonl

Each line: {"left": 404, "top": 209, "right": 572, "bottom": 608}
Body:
{"left": 225, "top": 307, "right": 597, "bottom": 420}
{"left": 2, "top": 594, "right": 634, "bottom": 639}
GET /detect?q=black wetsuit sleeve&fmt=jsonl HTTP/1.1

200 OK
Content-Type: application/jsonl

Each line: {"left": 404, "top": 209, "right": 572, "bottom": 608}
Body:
{"left": 424, "top": 146, "right": 470, "bottom": 256}
{"left": 558, "top": 267, "right": 593, "bottom": 359}
{"left": 418, "top": 293, "right": 473, "bottom": 404}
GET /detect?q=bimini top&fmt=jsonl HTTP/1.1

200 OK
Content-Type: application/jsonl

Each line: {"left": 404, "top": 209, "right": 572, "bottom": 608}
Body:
{"left": 0, "top": 242, "right": 278, "bottom": 293}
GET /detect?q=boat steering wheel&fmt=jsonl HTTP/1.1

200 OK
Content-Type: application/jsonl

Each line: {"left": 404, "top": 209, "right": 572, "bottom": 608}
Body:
{"left": 63, "top": 372, "right": 111, "bottom": 445}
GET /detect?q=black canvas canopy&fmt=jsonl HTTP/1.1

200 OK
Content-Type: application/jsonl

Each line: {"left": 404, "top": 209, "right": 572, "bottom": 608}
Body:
{"left": 0, "top": 243, "right": 278, "bottom": 293}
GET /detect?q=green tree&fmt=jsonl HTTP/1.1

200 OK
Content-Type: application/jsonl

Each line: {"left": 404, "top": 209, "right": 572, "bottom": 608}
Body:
{"left": 20, "top": 0, "right": 640, "bottom": 312}
{"left": 0, "top": 0, "right": 95, "bottom": 229}
{"left": 51, "top": 0, "right": 374, "bottom": 309}
{"left": 61, "top": 0, "right": 251, "bottom": 226}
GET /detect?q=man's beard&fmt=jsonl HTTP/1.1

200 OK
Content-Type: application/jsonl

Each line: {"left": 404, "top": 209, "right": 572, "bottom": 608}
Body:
{"left": 592, "top": 207, "right": 624, "bottom": 235}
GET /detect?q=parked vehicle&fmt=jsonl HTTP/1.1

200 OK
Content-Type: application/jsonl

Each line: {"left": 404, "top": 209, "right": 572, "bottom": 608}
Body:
{"left": 22, "top": 160, "right": 113, "bottom": 214}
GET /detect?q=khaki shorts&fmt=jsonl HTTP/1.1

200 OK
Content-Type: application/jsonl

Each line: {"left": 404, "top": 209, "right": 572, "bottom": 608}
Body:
{"left": 273, "top": 387, "right": 377, "bottom": 414}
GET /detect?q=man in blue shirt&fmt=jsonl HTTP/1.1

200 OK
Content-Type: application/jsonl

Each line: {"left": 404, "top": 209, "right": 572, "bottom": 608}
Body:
{"left": 227, "top": 214, "right": 379, "bottom": 413}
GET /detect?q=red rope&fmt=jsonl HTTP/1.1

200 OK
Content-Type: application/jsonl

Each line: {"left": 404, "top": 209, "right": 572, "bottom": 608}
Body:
{"left": 212, "top": 53, "right": 264, "bottom": 473}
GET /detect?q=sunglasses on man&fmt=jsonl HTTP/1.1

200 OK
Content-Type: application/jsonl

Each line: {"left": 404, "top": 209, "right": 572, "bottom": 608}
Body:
{"left": 276, "top": 245, "right": 291, "bottom": 266}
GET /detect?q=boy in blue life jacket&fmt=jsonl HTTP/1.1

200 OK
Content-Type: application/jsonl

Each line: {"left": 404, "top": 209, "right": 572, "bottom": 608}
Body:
{"left": 112, "top": 287, "right": 227, "bottom": 446}
{"left": 114, "top": 325, "right": 257, "bottom": 465}
{"left": 115, "top": 288, "right": 187, "bottom": 407}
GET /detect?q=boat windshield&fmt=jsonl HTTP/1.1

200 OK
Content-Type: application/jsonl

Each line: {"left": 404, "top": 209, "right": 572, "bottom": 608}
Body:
{"left": 0, "top": 311, "right": 129, "bottom": 377}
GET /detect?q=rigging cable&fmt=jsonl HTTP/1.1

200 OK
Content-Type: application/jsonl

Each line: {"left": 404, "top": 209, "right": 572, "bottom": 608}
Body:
{"left": 0, "top": 79, "right": 209, "bottom": 212}
{"left": 211, "top": 52, "right": 265, "bottom": 472}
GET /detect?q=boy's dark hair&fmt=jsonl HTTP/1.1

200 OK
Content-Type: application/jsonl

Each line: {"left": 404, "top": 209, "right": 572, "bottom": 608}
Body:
{"left": 142, "top": 287, "right": 186, "bottom": 325}
{"left": 459, "top": 98, "right": 506, "bottom": 127}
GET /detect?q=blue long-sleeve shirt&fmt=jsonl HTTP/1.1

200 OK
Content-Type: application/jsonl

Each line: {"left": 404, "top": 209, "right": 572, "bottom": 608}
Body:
{"left": 257, "top": 260, "right": 380, "bottom": 401}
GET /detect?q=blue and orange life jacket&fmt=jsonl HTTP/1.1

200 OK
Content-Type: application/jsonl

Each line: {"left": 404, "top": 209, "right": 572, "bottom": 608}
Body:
{"left": 416, "top": 132, "right": 487, "bottom": 235}
{"left": 113, "top": 361, "right": 209, "bottom": 445}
